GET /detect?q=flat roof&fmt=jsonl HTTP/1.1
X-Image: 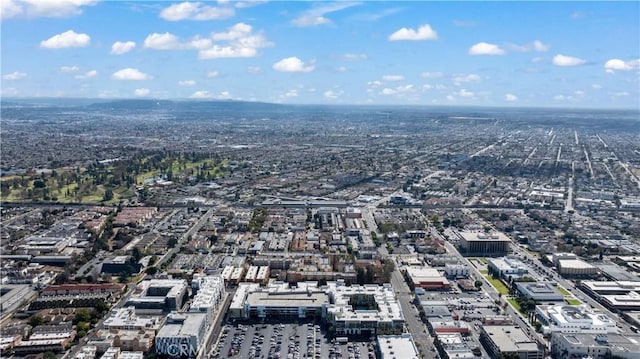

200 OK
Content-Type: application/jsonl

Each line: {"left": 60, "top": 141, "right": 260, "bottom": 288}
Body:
{"left": 482, "top": 325, "right": 540, "bottom": 353}
{"left": 156, "top": 313, "right": 207, "bottom": 338}
{"left": 558, "top": 259, "right": 596, "bottom": 269}
{"left": 458, "top": 231, "right": 511, "bottom": 242}
{"left": 246, "top": 291, "right": 329, "bottom": 308}
{"left": 377, "top": 334, "right": 419, "bottom": 359}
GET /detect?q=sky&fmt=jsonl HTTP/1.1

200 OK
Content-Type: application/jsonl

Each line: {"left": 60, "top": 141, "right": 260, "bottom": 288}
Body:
{"left": 1, "top": 0, "right": 639, "bottom": 108}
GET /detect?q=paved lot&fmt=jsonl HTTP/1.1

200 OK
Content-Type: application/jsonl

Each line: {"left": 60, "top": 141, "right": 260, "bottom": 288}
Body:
{"left": 210, "top": 321, "right": 377, "bottom": 359}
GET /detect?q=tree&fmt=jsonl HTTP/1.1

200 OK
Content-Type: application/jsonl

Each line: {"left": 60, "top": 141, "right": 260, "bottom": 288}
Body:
{"left": 29, "top": 315, "right": 44, "bottom": 327}
{"left": 146, "top": 266, "right": 158, "bottom": 275}
{"left": 103, "top": 188, "right": 114, "bottom": 202}
{"left": 474, "top": 280, "right": 483, "bottom": 289}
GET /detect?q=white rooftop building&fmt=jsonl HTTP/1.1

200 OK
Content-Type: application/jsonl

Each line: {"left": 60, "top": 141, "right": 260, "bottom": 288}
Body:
{"left": 377, "top": 334, "right": 419, "bottom": 359}
{"left": 536, "top": 305, "right": 617, "bottom": 335}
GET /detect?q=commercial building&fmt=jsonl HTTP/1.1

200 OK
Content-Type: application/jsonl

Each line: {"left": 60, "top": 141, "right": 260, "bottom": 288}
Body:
{"left": 190, "top": 275, "right": 225, "bottom": 326}
{"left": 552, "top": 253, "right": 578, "bottom": 267}
{"left": 515, "top": 282, "right": 564, "bottom": 302}
{"left": 126, "top": 279, "right": 188, "bottom": 312}
{"left": 435, "top": 333, "right": 478, "bottom": 359}
{"left": 100, "top": 256, "right": 142, "bottom": 275}
{"left": 479, "top": 325, "right": 543, "bottom": 359}
{"left": 550, "top": 332, "right": 640, "bottom": 359}
{"left": 557, "top": 259, "right": 598, "bottom": 277}
{"left": 376, "top": 334, "right": 419, "bottom": 359}
{"left": 326, "top": 281, "right": 404, "bottom": 336}
{"left": 155, "top": 312, "right": 207, "bottom": 358}
{"left": 535, "top": 305, "right": 617, "bottom": 335}
{"left": 443, "top": 264, "right": 469, "bottom": 279}
{"left": 580, "top": 281, "right": 640, "bottom": 311}
{"left": 457, "top": 231, "right": 511, "bottom": 257}
{"left": 487, "top": 256, "right": 529, "bottom": 280}
{"left": 403, "top": 266, "right": 451, "bottom": 290}
{"left": 231, "top": 281, "right": 329, "bottom": 320}
{"left": 103, "top": 306, "right": 161, "bottom": 331}
{"left": 229, "top": 281, "right": 404, "bottom": 336}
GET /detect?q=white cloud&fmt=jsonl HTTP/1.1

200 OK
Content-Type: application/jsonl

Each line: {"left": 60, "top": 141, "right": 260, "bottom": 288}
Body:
{"left": 453, "top": 73, "right": 481, "bottom": 85}
{"left": 75, "top": 70, "right": 97, "bottom": 79}
{"left": 324, "top": 90, "right": 337, "bottom": 99}
{"left": 335, "top": 66, "right": 348, "bottom": 73}
{"left": 190, "top": 90, "right": 212, "bottom": 99}
{"left": 207, "top": 71, "right": 219, "bottom": 78}
{"left": 235, "top": 0, "right": 268, "bottom": 9}
{"left": 111, "top": 41, "right": 136, "bottom": 55}
{"left": 456, "top": 89, "right": 474, "bottom": 98}
{"left": 553, "top": 95, "right": 565, "bottom": 101}
{"left": 134, "top": 88, "right": 150, "bottom": 97}
{"left": 143, "top": 32, "right": 211, "bottom": 51}
{"left": 292, "top": 2, "right": 361, "bottom": 27}
{"left": 112, "top": 68, "right": 151, "bottom": 80}
{"left": 507, "top": 40, "right": 550, "bottom": 52}
{"left": 198, "top": 23, "right": 272, "bottom": 59}
{"left": 59, "top": 65, "right": 79, "bottom": 73}
{"left": 273, "top": 57, "right": 314, "bottom": 73}
{"left": 591, "top": 84, "right": 602, "bottom": 89}
{"left": 421, "top": 71, "right": 443, "bottom": 78}
{"left": 40, "top": 30, "right": 90, "bottom": 48}
{"left": 217, "top": 91, "right": 232, "bottom": 100}
{"left": 339, "top": 53, "right": 368, "bottom": 61}
{"left": 382, "top": 75, "right": 404, "bottom": 82}
{"left": 211, "top": 22, "right": 252, "bottom": 40}
{"left": 3, "top": 71, "right": 27, "bottom": 80}
{"left": 388, "top": 24, "right": 438, "bottom": 41}
{"left": 160, "top": 1, "right": 234, "bottom": 21}
{"left": 282, "top": 89, "right": 299, "bottom": 98}
{"left": 1, "top": 0, "right": 98, "bottom": 19}
{"left": 552, "top": 54, "right": 586, "bottom": 67}
{"left": 468, "top": 42, "right": 505, "bottom": 55}
{"left": 505, "top": 93, "right": 518, "bottom": 102}
{"left": 178, "top": 80, "right": 196, "bottom": 86}
{"left": 613, "top": 91, "right": 629, "bottom": 97}
{"left": 380, "top": 84, "right": 415, "bottom": 96}
{"left": 248, "top": 66, "right": 262, "bottom": 74}
{"left": 604, "top": 58, "right": 640, "bottom": 73}
{"left": 531, "top": 57, "right": 545, "bottom": 63}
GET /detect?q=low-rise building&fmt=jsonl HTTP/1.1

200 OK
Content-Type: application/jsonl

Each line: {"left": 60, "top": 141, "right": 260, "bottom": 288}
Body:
{"left": 515, "top": 282, "right": 564, "bottom": 302}
{"left": 487, "top": 256, "right": 529, "bottom": 280}
{"left": 403, "top": 266, "right": 450, "bottom": 290}
{"left": 126, "top": 279, "right": 188, "bottom": 312}
{"left": 377, "top": 334, "right": 419, "bottom": 359}
{"left": 479, "top": 325, "right": 543, "bottom": 359}
{"left": 551, "top": 332, "right": 640, "bottom": 359}
{"left": 557, "top": 259, "right": 598, "bottom": 277}
{"left": 155, "top": 312, "right": 207, "bottom": 358}
{"left": 435, "top": 333, "right": 478, "bottom": 359}
{"left": 535, "top": 305, "right": 617, "bottom": 335}
{"left": 444, "top": 264, "right": 469, "bottom": 279}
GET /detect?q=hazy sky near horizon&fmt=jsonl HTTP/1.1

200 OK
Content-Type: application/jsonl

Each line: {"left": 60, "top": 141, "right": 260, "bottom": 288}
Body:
{"left": 1, "top": 0, "right": 639, "bottom": 108}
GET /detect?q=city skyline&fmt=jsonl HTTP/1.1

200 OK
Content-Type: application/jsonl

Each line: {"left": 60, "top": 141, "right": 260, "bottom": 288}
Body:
{"left": 1, "top": 0, "right": 639, "bottom": 108}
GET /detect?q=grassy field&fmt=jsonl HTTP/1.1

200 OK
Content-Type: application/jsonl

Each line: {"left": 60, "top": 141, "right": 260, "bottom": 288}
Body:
{"left": 507, "top": 298, "right": 521, "bottom": 312}
{"left": 479, "top": 269, "right": 488, "bottom": 274}
{"left": 566, "top": 298, "right": 582, "bottom": 305}
{"left": 557, "top": 286, "right": 571, "bottom": 296}
{"left": 485, "top": 276, "right": 510, "bottom": 295}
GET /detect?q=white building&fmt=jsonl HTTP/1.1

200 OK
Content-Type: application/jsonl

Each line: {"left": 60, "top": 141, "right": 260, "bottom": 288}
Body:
{"left": 155, "top": 312, "right": 207, "bottom": 358}
{"left": 190, "top": 275, "right": 225, "bottom": 327}
{"left": 535, "top": 305, "right": 617, "bottom": 335}
{"left": 377, "top": 334, "right": 419, "bottom": 359}
{"left": 557, "top": 259, "right": 598, "bottom": 277}
{"left": 444, "top": 264, "right": 469, "bottom": 279}
{"left": 551, "top": 333, "right": 640, "bottom": 359}
{"left": 103, "top": 306, "right": 161, "bottom": 331}
{"left": 487, "top": 256, "right": 529, "bottom": 280}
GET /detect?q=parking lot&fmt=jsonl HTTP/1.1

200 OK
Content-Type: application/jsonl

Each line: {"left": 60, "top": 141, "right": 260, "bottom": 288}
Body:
{"left": 210, "top": 321, "right": 377, "bottom": 359}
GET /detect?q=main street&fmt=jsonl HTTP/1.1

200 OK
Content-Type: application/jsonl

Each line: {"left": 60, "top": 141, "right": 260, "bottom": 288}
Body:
{"left": 390, "top": 265, "right": 436, "bottom": 359}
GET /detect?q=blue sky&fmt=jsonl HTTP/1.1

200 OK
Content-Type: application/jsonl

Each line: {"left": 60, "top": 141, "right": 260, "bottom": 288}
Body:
{"left": 1, "top": 1, "right": 639, "bottom": 108}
